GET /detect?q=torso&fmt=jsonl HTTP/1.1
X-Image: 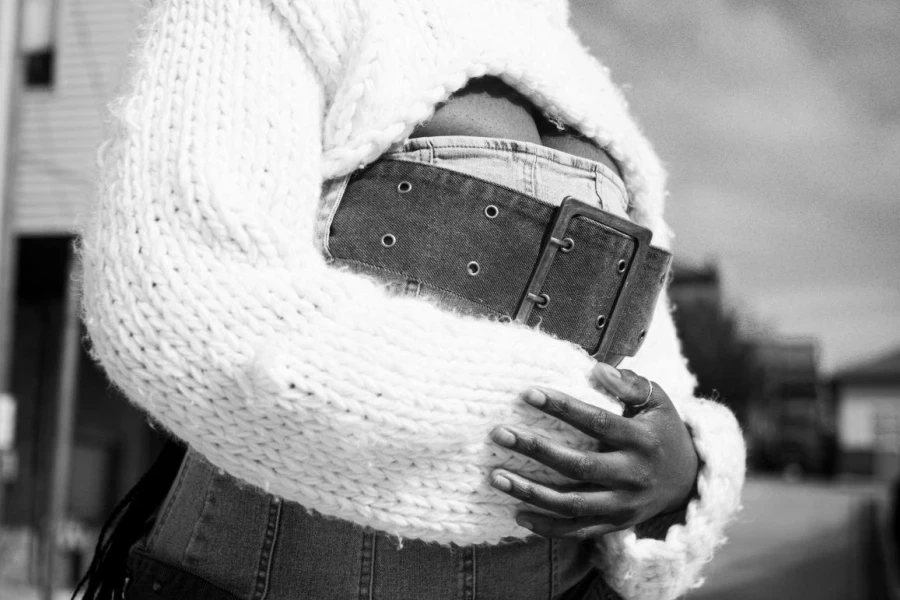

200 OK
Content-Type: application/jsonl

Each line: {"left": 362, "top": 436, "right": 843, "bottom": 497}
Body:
{"left": 410, "top": 77, "right": 622, "bottom": 177}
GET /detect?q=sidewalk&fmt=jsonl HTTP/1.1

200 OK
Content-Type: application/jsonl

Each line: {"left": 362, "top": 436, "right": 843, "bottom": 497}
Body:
{"left": 690, "top": 477, "right": 886, "bottom": 600}
{"left": 0, "top": 585, "right": 74, "bottom": 600}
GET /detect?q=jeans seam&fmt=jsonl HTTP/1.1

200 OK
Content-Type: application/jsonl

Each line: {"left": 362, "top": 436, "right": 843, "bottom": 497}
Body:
{"left": 595, "top": 170, "right": 629, "bottom": 215}
{"left": 320, "top": 176, "right": 351, "bottom": 259}
{"left": 593, "top": 170, "right": 607, "bottom": 212}
{"left": 458, "top": 546, "right": 475, "bottom": 600}
{"left": 405, "top": 277, "right": 422, "bottom": 297}
{"left": 400, "top": 135, "right": 625, "bottom": 179}
{"left": 471, "top": 546, "right": 477, "bottom": 600}
{"left": 331, "top": 258, "right": 504, "bottom": 316}
{"left": 549, "top": 540, "right": 558, "bottom": 600}
{"left": 144, "top": 451, "right": 190, "bottom": 552}
{"left": 526, "top": 151, "right": 537, "bottom": 198}
{"left": 358, "top": 531, "right": 376, "bottom": 600}
{"left": 250, "top": 497, "right": 282, "bottom": 600}
{"left": 182, "top": 473, "right": 217, "bottom": 567}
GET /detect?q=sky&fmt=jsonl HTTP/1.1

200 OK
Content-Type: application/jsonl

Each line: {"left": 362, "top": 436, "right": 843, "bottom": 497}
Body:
{"left": 18, "top": 0, "right": 897, "bottom": 373}
{"left": 571, "top": 0, "right": 900, "bottom": 373}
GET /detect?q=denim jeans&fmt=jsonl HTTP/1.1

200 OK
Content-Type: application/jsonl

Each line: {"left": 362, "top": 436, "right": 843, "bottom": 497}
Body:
{"left": 126, "top": 137, "right": 629, "bottom": 600}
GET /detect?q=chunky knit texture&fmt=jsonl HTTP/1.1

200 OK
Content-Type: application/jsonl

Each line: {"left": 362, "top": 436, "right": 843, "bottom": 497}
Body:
{"left": 79, "top": 1, "right": 745, "bottom": 598}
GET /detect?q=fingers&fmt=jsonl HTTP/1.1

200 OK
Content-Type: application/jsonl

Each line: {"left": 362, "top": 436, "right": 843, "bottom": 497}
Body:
{"left": 490, "top": 426, "right": 634, "bottom": 485}
{"left": 489, "top": 469, "right": 619, "bottom": 519}
{"left": 520, "top": 387, "right": 642, "bottom": 448}
{"left": 591, "top": 363, "right": 668, "bottom": 413}
{"left": 515, "top": 512, "right": 623, "bottom": 540}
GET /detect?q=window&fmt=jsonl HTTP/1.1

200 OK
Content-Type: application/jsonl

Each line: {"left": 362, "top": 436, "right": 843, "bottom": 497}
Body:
{"left": 22, "top": 0, "right": 57, "bottom": 88}
{"left": 25, "top": 49, "right": 55, "bottom": 87}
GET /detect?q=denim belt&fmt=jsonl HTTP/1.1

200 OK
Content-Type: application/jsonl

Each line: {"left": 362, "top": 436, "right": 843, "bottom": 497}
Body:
{"left": 329, "top": 160, "right": 672, "bottom": 364}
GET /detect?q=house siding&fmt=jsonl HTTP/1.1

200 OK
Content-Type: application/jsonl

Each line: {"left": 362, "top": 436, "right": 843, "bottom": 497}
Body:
{"left": 13, "top": 0, "right": 141, "bottom": 234}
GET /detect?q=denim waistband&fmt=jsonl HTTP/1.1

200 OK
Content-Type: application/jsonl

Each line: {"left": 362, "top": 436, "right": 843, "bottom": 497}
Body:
{"left": 316, "top": 135, "right": 632, "bottom": 255}
{"left": 136, "top": 136, "right": 635, "bottom": 599}
{"left": 386, "top": 135, "right": 630, "bottom": 217}
{"left": 141, "top": 448, "right": 606, "bottom": 600}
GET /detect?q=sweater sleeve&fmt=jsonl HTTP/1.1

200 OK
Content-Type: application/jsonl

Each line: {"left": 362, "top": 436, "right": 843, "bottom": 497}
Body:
{"left": 79, "top": 0, "right": 745, "bottom": 583}
{"left": 595, "top": 299, "right": 747, "bottom": 600}
{"left": 80, "top": 0, "right": 612, "bottom": 546}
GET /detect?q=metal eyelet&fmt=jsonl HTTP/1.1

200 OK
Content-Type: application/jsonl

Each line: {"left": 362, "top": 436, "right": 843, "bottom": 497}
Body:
{"left": 397, "top": 181, "right": 412, "bottom": 194}
{"left": 596, "top": 315, "right": 606, "bottom": 329}
{"left": 498, "top": 315, "right": 512, "bottom": 323}
{"left": 381, "top": 234, "right": 396, "bottom": 247}
{"left": 617, "top": 259, "right": 627, "bottom": 273}
{"left": 484, "top": 205, "right": 499, "bottom": 219}
{"left": 549, "top": 236, "right": 575, "bottom": 253}
{"left": 467, "top": 261, "right": 480, "bottom": 276}
{"left": 533, "top": 293, "right": 550, "bottom": 309}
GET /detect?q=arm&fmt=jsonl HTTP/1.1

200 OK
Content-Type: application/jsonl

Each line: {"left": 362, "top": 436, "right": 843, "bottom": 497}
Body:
{"left": 488, "top": 296, "right": 746, "bottom": 600}
{"left": 79, "top": 0, "right": 617, "bottom": 545}
{"left": 80, "top": 0, "right": 745, "bottom": 584}
{"left": 597, "top": 300, "right": 746, "bottom": 599}
{"left": 597, "top": 401, "right": 744, "bottom": 599}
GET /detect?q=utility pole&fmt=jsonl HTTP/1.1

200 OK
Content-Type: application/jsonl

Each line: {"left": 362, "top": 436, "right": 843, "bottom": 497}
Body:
{"left": 0, "top": 0, "right": 24, "bottom": 525}
{"left": 42, "top": 252, "right": 82, "bottom": 600}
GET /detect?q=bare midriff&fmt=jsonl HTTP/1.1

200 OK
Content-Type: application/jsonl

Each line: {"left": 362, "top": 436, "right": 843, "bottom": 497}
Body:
{"left": 410, "top": 77, "right": 621, "bottom": 177}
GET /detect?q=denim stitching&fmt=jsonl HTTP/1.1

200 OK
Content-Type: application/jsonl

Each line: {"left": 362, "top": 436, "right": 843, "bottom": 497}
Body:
{"left": 398, "top": 135, "right": 626, "bottom": 181}
{"left": 250, "top": 497, "right": 281, "bottom": 600}
{"left": 358, "top": 531, "right": 376, "bottom": 600}
{"left": 426, "top": 137, "right": 436, "bottom": 164}
{"left": 549, "top": 540, "right": 558, "bottom": 600}
{"left": 182, "top": 470, "right": 218, "bottom": 567}
{"left": 528, "top": 151, "right": 538, "bottom": 198}
{"left": 458, "top": 546, "right": 475, "bottom": 600}
{"left": 471, "top": 546, "right": 477, "bottom": 600}
{"left": 330, "top": 258, "right": 504, "bottom": 316}
{"left": 595, "top": 169, "right": 628, "bottom": 215}
{"left": 144, "top": 451, "right": 191, "bottom": 552}
{"left": 320, "top": 175, "right": 351, "bottom": 259}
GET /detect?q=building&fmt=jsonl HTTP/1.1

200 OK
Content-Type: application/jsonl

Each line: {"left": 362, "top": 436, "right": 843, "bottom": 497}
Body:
{"left": 832, "top": 347, "right": 900, "bottom": 479}
{"left": 669, "top": 263, "right": 835, "bottom": 476}
{"left": 669, "top": 261, "right": 722, "bottom": 315}
{"left": 669, "top": 262, "right": 756, "bottom": 425}
{"left": 746, "top": 339, "right": 836, "bottom": 476}
{"left": 0, "top": 0, "right": 156, "bottom": 590}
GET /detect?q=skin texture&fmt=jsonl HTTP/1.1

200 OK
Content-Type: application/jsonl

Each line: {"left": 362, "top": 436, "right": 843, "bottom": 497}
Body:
{"left": 411, "top": 76, "right": 699, "bottom": 536}
{"left": 490, "top": 363, "right": 700, "bottom": 540}
{"left": 410, "top": 77, "right": 622, "bottom": 175}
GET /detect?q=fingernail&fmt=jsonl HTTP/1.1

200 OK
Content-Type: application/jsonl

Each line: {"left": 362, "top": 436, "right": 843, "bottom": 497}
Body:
{"left": 491, "top": 427, "right": 516, "bottom": 448}
{"left": 594, "top": 363, "right": 622, "bottom": 380}
{"left": 491, "top": 473, "right": 512, "bottom": 492}
{"left": 516, "top": 516, "right": 533, "bottom": 530}
{"left": 523, "top": 388, "right": 546, "bottom": 407}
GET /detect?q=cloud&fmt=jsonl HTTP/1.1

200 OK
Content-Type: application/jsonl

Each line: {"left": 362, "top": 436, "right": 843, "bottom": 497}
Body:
{"left": 570, "top": 0, "right": 900, "bottom": 369}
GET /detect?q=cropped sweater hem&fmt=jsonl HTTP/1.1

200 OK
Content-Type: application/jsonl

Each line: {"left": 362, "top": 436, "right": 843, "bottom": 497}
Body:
{"left": 79, "top": 1, "right": 746, "bottom": 598}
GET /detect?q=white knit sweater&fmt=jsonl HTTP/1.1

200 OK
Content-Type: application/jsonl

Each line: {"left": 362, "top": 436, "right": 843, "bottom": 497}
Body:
{"left": 79, "top": 1, "right": 745, "bottom": 598}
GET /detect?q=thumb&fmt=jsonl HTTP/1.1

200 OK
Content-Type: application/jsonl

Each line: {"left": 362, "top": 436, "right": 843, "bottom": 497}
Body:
{"left": 590, "top": 363, "right": 659, "bottom": 413}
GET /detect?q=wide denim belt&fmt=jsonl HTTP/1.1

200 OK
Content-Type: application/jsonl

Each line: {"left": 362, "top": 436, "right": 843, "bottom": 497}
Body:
{"left": 328, "top": 160, "right": 672, "bottom": 364}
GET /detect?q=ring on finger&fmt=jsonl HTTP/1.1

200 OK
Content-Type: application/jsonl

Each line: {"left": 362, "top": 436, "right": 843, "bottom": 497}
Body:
{"left": 631, "top": 377, "right": 653, "bottom": 410}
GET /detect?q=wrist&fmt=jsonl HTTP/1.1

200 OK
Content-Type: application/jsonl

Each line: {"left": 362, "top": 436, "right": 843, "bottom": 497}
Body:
{"left": 638, "top": 459, "right": 698, "bottom": 541}
{"left": 665, "top": 426, "right": 701, "bottom": 515}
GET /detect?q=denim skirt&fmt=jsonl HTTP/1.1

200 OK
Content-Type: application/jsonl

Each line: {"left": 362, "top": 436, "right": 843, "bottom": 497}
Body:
{"left": 125, "top": 136, "right": 629, "bottom": 600}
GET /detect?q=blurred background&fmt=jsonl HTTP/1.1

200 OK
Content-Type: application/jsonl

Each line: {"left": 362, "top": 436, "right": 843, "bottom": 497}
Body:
{"left": 0, "top": 0, "right": 898, "bottom": 599}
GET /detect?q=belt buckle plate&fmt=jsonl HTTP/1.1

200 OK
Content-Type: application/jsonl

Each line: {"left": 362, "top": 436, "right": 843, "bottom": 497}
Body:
{"left": 514, "top": 196, "right": 653, "bottom": 361}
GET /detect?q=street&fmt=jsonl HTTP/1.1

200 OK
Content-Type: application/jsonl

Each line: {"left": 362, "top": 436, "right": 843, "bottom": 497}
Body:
{"left": 691, "top": 477, "right": 888, "bottom": 600}
{"left": 2, "top": 478, "right": 891, "bottom": 600}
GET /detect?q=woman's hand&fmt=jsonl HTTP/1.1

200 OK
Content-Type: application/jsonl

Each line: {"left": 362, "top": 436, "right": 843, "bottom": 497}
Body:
{"left": 489, "top": 362, "right": 699, "bottom": 540}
